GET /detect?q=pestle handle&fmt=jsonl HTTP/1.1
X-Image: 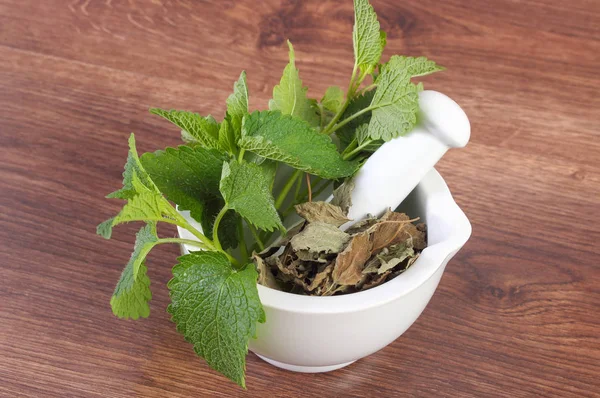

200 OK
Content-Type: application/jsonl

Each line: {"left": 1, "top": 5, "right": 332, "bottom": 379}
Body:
{"left": 343, "top": 90, "right": 470, "bottom": 227}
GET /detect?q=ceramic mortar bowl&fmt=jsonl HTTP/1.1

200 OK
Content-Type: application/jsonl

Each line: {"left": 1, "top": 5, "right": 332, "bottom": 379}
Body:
{"left": 178, "top": 168, "right": 471, "bottom": 373}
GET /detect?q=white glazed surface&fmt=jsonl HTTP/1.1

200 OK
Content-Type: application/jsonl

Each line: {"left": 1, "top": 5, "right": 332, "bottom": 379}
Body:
{"left": 178, "top": 169, "right": 471, "bottom": 371}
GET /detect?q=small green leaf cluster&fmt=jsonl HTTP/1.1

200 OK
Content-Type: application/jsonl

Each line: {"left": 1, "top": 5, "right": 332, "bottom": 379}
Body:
{"left": 97, "top": 0, "right": 443, "bottom": 388}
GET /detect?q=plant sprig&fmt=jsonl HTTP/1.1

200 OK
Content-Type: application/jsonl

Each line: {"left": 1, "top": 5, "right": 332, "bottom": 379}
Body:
{"left": 98, "top": 0, "right": 443, "bottom": 388}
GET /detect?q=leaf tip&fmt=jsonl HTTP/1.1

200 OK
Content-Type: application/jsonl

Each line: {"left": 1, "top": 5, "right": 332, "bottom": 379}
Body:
{"left": 97, "top": 218, "right": 114, "bottom": 239}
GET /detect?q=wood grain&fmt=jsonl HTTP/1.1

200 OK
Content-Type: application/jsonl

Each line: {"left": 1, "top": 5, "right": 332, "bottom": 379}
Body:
{"left": 1, "top": 0, "right": 599, "bottom": 396}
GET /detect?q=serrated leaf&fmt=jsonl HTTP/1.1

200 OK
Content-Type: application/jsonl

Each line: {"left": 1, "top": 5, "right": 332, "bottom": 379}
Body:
{"left": 97, "top": 217, "right": 115, "bottom": 239}
{"left": 240, "top": 111, "right": 358, "bottom": 179}
{"left": 218, "top": 119, "right": 237, "bottom": 154}
{"left": 107, "top": 134, "right": 155, "bottom": 200}
{"left": 140, "top": 145, "right": 226, "bottom": 223}
{"left": 336, "top": 90, "right": 376, "bottom": 149}
{"left": 356, "top": 123, "right": 383, "bottom": 152}
{"left": 99, "top": 135, "right": 178, "bottom": 239}
{"left": 219, "top": 160, "right": 283, "bottom": 232}
{"left": 226, "top": 71, "right": 249, "bottom": 143}
{"left": 110, "top": 223, "right": 158, "bottom": 319}
{"left": 269, "top": 41, "right": 319, "bottom": 126}
{"left": 321, "top": 86, "right": 345, "bottom": 114}
{"left": 394, "top": 55, "right": 445, "bottom": 78}
{"left": 368, "top": 56, "right": 420, "bottom": 141}
{"left": 168, "top": 252, "right": 265, "bottom": 387}
{"left": 353, "top": 0, "right": 384, "bottom": 72}
{"left": 150, "top": 108, "right": 220, "bottom": 149}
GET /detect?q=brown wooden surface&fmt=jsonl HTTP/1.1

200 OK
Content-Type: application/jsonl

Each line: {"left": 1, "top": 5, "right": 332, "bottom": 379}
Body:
{"left": 1, "top": 0, "right": 599, "bottom": 396}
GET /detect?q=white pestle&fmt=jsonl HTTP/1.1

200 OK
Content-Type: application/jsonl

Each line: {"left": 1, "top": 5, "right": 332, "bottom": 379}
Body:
{"left": 340, "top": 90, "right": 470, "bottom": 228}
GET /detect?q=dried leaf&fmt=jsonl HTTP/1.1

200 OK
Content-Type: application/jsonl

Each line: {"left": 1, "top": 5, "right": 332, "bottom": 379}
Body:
{"left": 362, "top": 256, "right": 382, "bottom": 274}
{"left": 332, "top": 232, "right": 372, "bottom": 285}
{"left": 362, "top": 271, "right": 391, "bottom": 290}
{"left": 377, "top": 244, "right": 415, "bottom": 274}
{"left": 345, "top": 214, "right": 378, "bottom": 234}
{"left": 370, "top": 211, "right": 420, "bottom": 252}
{"left": 330, "top": 178, "right": 355, "bottom": 215}
{"left": 307, "top": 264, "right": 334, "bottom": 291}
{"left": 295, "top": 201, "right": 350, "bottom": 227}
{"left": 253, "top": 254, "right": 281, "bottom": 290}
{"left": 290, "top": 222, "right": 350, "bottom": 254}
{"left": 296, "top": 249, "right": 330, "bottom": 263}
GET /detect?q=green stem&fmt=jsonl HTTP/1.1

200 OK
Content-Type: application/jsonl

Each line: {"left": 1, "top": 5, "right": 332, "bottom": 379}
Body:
{"left": 248, "top": 224, "right": 265, "bottom": 251}
{"left": 238, "top": 149, "right": 246, "bottom": 163}
{"left": 157, "top": 238, "right": 209, "bottom": 248}
{"left": 318, "top": 103, "right": 325, "bottom": 131}
{"left": 341, "top": 139, "right": 358, "bottom": 157}
{"left": 237, "top": 219, "right": 249, "bottom": 262}
{"left": 171, "top": 210, "right": 239, "bottom": 266}
{"left": 328, "top": 106, "right": 374, "bottom": 135}
{"left": 322, "top": 64, "right": 359, "bottom": 134}
{"left": 357, "top": 83, "right": 377, "bottom": 97}
{"left": 293, "top": 172, "right": 303, "bottom": 200}
{"left": 172, "top": 213, "right": 214, "bottom": 250}
{"left": 212, "top": 206, "right": 229, "bottom": 251}
{"left": 275, "top": 169, "right": 302, "bottom": 209}
{"left": 343, "top": 140, "right": 374, "bottom": 160}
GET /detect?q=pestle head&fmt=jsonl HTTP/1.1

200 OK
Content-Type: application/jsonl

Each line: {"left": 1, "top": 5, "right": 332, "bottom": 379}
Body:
{"left": 418, "top": 90, "right": 470, "bottom": 148}
{"left": 341, "top": 90, "right": 471, "bottom": 228}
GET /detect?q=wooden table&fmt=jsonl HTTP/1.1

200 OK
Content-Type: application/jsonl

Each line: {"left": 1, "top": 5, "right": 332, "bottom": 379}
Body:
{"left": 1, "top": 0, "right": 599, "bottom": 396}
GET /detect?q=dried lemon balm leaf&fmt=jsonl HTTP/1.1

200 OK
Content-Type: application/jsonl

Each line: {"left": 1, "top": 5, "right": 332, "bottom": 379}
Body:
{"left": 254, "top": 199, "right": 426, "bottom": 295}
{"left": 295, "top": 201, "right": 350, "bottom": 227}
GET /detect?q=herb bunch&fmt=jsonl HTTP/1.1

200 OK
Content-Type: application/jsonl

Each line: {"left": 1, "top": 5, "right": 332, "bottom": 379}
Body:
{"left": 98, "top": 0, "right": 443, "bottom": 388}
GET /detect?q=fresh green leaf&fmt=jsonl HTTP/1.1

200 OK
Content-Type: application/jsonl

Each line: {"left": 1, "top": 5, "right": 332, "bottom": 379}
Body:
{"left": 219, "top": 160, "right": 283, "bottom": 232}
{"left": 269, "top": 41, "right": 319, "bottom": 126}
{"left": 140, "top": 145, "right": 226, "bottom": 223}
{"left": 100, "top": 173, "right": 177, "bottom": 239}
{"left": 379, "top": 30, "right": 387, "bottom": 50}
{"left": 97, "top": 217, "right": 115, "bottom": 239}
{"left": 218, "top": 119, "right": 237, "bottom": 154}
{"left": 240, "top": 111, "right": 358, "bottom": 179}
{"left": 356, "top": 123, "right": 383, "bottom": 152}
{"left": 394, "top": 55, "right": 445, "bottom": 78}
{"left": 321, "top": 86, "right": 345, "bottom": 114}
{"left": 335, "top": 90, "right": 376, "bottom": 149}
{"left": 356, "top": 123, "right": 369, "bottom": 145}
{"left": 200, "top": 198, "right": 240, "bottom": 250}
{"left": 110, "top": 223, "right": 158, "bottom": 319}
{"left": 260, "top": 160, "right": 277, "bottom": 190}
{"left": 106, "top": 134, "right": 155, "bottom": 200}
{"left": 368, "top": 56, "right": 420, "bottom": 141}
{"left": 353, "top": 0, "right": 384, "bottom": 73}
{"left": 168, "top": 252, "right": 265, "bottom": 387}
{"left": 226, "top": 71, "right": 249, "bottom": 142}
{"left": 150, "top": 108, "right": 220, "bottom": 149}
{"left": 99, "top": 134, "right": 177, "bottom": 239}
{"left": 112, "top": 184, "right": 175, "bottom": 225}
